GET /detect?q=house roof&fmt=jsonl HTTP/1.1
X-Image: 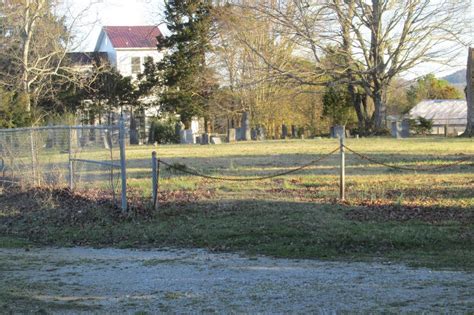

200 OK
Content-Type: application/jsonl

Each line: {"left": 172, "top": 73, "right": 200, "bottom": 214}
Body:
{"left": 100, "top": 26, "right": 162, "bottom": 49}
{"left": 409, "top": 99, "right": 467, "bottom": 125}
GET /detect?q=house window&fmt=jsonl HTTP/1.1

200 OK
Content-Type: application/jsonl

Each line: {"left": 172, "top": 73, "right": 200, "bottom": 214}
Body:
{"left": 131, "top": 57, "right": 141, "bottom": 74}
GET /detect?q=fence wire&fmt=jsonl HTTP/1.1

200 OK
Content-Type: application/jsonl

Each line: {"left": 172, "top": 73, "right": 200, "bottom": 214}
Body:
{"left": 0, "top": 126, "right": 125, "bottom": 203}
{"left": 158, "top": 147, "right": 340, "bottom": 182}
{"left": 343, "top": 145, "right": 473, "bottom": 172}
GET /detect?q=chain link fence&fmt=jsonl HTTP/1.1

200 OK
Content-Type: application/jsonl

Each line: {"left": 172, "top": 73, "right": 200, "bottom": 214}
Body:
{"left": 0, "top": 121, "right": 128, "bottom": 211}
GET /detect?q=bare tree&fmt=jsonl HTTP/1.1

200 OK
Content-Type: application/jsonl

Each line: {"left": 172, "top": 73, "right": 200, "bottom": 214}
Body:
{"left": 233, "top": 0, "right": 469, "bottom": 132}
{"left": 212, "top": 3, "right": 324, "bottom": 136}
{"left": 0, "top": 0, "right": 96, "bottom": 119}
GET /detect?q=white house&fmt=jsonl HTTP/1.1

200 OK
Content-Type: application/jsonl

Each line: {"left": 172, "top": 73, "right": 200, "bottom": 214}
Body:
{"left": 94, "top": 25, "right": 163, "bottom": 78}
{"left": 93, "top": 25, "right": 164, "bottom": 143}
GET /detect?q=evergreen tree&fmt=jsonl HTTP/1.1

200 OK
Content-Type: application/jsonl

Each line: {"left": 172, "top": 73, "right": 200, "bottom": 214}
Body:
{"left": 157, "top": 0, "right": 216, "bottom": 127}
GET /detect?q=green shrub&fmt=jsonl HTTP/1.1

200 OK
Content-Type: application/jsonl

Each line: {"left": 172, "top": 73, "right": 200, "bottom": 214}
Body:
{"left": 409, "top": 116, "right": 433, "bottom": 135}
{"left": 148, "top": 119, "right": 180, "bottom": 144}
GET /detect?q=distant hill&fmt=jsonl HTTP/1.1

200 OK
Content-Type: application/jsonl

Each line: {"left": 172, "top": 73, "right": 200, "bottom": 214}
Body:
{"left": 441, "top": 69, "right": 466, "bottom": 85}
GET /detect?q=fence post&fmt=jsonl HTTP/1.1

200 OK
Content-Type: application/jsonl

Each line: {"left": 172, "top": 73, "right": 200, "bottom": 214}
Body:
{"left": 29, "top": 128, "right": 37, "bottom": 186}
{"left": 152, "top": 151, "right": 159, "bottom": 210}
{"left": 68, "top": 127, "right": 74, "bottom": 190}
{"left": 119, "top": 117, "right": 127, "bottom": 213}
{"left": 339, "top": 136, "right": 345, "bottom": 201}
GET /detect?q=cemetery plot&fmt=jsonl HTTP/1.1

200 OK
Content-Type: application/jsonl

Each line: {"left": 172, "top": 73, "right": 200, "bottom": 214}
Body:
{"left": 0, "top": 138, "right": 473, "bottom": 270}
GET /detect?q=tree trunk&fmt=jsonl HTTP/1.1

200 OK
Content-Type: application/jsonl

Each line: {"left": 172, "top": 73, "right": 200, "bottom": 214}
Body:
{"left": 373, "top": 86, "right": 386, "bottom": 130}
{"left": 129, "top": 110, "right": 139, "bottom": 145}
{"left": 349, "top": 84, "right": 365, "bottom": 133}
{"left": 463, "top": 47, "right": 474, "bottom": 137}
{"left": 370, "top": 0, "right": 386, "bottom": 131}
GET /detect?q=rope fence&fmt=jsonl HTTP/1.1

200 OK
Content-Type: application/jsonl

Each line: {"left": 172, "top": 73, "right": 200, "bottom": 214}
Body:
{"left": 150, "top": 139, "right": 473, "bottom": 209}
{"left": 343, "top": 145, "right": 473, "bottom": 172}
{"left": 158, "top": 147, "right": 340, "bottom": 182}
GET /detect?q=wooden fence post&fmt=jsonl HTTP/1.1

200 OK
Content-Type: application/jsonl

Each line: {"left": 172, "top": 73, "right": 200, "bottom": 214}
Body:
{"left": 119, "top": 117, "right": 127, "bottom": 213}
{"left": 68, "top": 127, "right": 74, "bottom": 190}
{"left": 152, "top": 151, "right": 159, "bottom": 210}
{"left": 340, "top": 136, "right": 345, "bottom": 201}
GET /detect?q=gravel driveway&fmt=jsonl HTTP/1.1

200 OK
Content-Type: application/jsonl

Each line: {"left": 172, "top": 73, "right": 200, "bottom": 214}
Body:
{"left": 0, "top": 247, "right": 473, "bottom": 313}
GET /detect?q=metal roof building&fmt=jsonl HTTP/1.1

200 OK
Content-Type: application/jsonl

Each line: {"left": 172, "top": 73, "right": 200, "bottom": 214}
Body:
{"left": 409, "top": 100, "right": 467, "bottom": 135}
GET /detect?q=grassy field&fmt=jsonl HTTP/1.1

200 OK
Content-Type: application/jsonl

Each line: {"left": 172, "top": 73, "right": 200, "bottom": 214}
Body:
{"left": 1, "top": 137, "right": 473, "bottom": 270}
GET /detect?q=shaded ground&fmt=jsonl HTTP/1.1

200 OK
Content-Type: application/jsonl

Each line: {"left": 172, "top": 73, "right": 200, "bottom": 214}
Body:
{"left": 1, "top": 247, "right": 473, "bottom": 313}
{"left": 1, "top": 185, "right": 473, "bottom": 270}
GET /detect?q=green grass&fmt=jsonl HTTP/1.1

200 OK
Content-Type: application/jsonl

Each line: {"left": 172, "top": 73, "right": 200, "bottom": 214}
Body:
{"left": 0, "top": 237, "right": 33, "bottom": 248}
{"left": 1, "top": 137, "right": 473, "bottom": 270}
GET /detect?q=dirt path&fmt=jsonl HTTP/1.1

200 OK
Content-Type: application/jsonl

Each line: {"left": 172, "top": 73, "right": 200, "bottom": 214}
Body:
{"left": 0, "top": 247, "right": 472, "bottom": 313}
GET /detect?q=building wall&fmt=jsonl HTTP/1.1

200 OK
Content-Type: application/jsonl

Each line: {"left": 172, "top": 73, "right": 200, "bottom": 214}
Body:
{"left": 97, "top": 33, "right": 117, "bottom": 67}
{"left": 115, "top": 49, "right": 162, "bottom": 78}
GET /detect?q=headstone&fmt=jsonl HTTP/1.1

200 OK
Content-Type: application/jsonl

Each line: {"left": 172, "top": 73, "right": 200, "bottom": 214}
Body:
{"left": 282, "top": 124, "right": 288, "bottom": 139}
{"left": 180, "top": 130, "right": 187, "bottom": 144}
{"left": 298, "top": 127, "right": 305, "bottom": 139}
{"left": 251, "top": 128, "right": 257, "bottom": 140}
{"left": 291, "top": 125, "right": 297, "bottom": 138}
{"left": 332, "top": 125, "right": 345, "bottom": 138}
{"left": 240, "top": 112, "right": 251, "bottom": 141}
{"left": 236, "top": 127, "right": 243, "bottom": 141}
{"left": 175, "top": 122, "right": 184, "bottom": 139}
{"left": 103, "top": 131, "right": 111, "bottom": 149}
{"left": 201, "top": 133, "right": 209, "bottom": 145}
{"left": 45, "top": 124, "right": 55, "bottom": 148}
{"left": 227, "top": 128, "right": 237, "bottom": 142}
{"left": 401, "top": 119, "right": 410, "bottom": 138}
{"left": 191, "top": 118, "right": 200, "bottom": 134}
{"left": 391, "top": 121, "right": 401, "bottom": 138}
{"left": 210, "top": 136, "right": 222, "bottom": 144}
{"left": 256, "top": 126, "right": 266, "bottom": 141}
{"left": 185, "top": 129, "right": 195, "bottom": 144}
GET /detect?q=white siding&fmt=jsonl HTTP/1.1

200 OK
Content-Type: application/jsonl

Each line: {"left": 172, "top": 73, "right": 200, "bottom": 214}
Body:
{"left": 115, "top": 50, "right": 163, "bottom": 78}
{"left": 96, "top": 33, "right": 117, "bottom": 67}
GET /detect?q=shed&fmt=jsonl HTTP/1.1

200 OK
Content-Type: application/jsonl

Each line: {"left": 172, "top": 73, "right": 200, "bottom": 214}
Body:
{"left": 409, "top": 100, "right": 467, "bottom": 135}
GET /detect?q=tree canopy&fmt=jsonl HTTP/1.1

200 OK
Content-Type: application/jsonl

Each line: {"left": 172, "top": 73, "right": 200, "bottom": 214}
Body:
{"left": 156, "top": 0, "right": 216, "bottom": 127}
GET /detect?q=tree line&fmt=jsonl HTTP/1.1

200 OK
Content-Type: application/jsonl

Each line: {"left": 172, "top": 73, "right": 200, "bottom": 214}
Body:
{"left": 0, "top": 0, "right": 471, "bottom": 136}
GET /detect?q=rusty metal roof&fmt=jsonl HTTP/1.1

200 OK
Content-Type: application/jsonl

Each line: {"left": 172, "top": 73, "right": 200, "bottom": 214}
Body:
{"left": 102, "top": 26, "right": 162, "bottom": 49}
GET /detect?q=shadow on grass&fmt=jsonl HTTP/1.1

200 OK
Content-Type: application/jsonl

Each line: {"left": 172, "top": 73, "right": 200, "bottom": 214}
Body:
{"left": 0, "top": 186, "right": 472, "bottom": 269}
{"left": 124, "top": 152, "right": 474, "bottom": 180}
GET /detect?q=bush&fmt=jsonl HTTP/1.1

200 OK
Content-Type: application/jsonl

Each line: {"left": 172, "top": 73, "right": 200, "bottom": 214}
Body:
{"left": 409, "top": 116, "right": 433, "bottom": 135}
{"left": 148, "top": 119, "right": 180, "bottom": 144}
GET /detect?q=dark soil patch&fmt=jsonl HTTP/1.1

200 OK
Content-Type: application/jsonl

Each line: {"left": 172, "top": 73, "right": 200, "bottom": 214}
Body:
{"left": 346, "top": 200, "right": 474, "bottom": 224}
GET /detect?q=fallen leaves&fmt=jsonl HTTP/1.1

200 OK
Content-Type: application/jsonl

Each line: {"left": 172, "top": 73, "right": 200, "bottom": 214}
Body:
{"left": 346, "top": 200, "right": 474, "bottom": 224}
